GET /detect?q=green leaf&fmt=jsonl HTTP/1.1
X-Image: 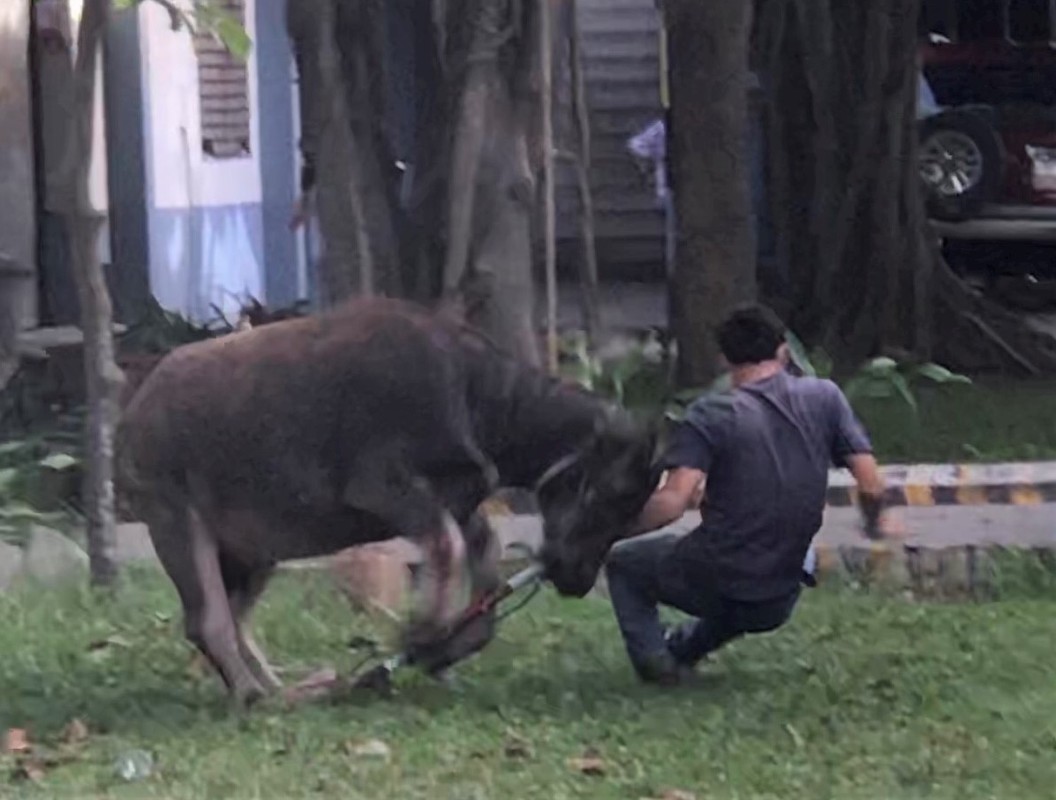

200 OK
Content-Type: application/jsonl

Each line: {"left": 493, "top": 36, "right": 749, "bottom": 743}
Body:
{"left": 915, "top": 362, "right": 972, "bottom": 385}
{"left": 843, "top": 376, "right": 867, "bottom": 402}
{"left": 785, "top": 330, "right": 816, "bottom": 378}
{"left": 860, "top": 357, "right": 898, "bottom": 377}
{"left": 889, "top": 372, "right": 919, "bottom": 415}
{"left": 0, "top": 503, "right": 53, "bottom": 523}
{"left": 0, "top": 468, "right": 18, "bottom": 500}
{"left": 39, "top": 453, "right": 79, "bottom": 472}
{"left": 215, "top": 16, "right": 252, "bottom": 60}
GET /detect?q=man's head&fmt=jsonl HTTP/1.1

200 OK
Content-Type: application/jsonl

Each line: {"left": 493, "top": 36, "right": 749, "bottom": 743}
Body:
{"left": 716, "top": 304, "right": 789, "bottom": 368}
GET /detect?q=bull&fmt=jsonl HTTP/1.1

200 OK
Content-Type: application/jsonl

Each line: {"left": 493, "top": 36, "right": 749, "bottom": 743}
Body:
{"left": 118, "top": 297, "right": 658, "bottom": 706}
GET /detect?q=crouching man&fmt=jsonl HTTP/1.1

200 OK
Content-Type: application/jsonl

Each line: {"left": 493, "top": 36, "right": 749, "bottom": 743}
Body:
{"left": 605, "top": 304, "right": 896, "bottom": 685}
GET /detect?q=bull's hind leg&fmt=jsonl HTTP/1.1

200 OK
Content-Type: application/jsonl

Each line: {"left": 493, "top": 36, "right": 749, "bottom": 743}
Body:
{"left": 220, "top": 556, "right": 282, "bottom": 691}
{"left": 145, "top": 499, "right": 266, "bottom": 706}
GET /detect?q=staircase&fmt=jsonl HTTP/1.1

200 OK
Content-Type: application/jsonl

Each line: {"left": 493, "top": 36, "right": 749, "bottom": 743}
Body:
{"left": 556, "top": 0, "right": 666, "bottom": 281}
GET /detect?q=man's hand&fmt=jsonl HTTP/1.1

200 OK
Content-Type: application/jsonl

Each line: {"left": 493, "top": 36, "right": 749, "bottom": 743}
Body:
{"left": 627, "top": 467, "right": 705, "bottom": 539}
{"left": 845, "top": 453, "right": 902, "bottom": 540}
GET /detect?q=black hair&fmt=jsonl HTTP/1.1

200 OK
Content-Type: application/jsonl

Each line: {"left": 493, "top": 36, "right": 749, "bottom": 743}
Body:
{"left": 715, "top": 303, "right": 787, "bottom": 366}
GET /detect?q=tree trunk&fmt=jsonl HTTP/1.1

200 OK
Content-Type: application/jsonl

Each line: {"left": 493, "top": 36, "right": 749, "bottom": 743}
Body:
{"left": 759, "top": 0, "right": 1056, "bottom": 375}
{"left": 63, "top": 0, "right": 124, "bottom": 586}
{"left": 568, "top": 0, "right": 601, "bottom": 344}
{"left": 436, "top": 0, "right": 543, "bottom": 366}
{"left": 667, "top": 0, "right": 758, "bottom": 388}
{"left": 288, "top": 0, "right": 403, "bottom": 303}
{"left": 288, "top": 0, "right": 544, "bottom": 364}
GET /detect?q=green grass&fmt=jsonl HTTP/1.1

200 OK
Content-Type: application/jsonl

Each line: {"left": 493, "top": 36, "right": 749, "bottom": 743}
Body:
{"left": 2, "top": 569, "right": 1056, "bottom": 799}
{"left": 855, "top": 378, "right": 1056, "bottom": 463}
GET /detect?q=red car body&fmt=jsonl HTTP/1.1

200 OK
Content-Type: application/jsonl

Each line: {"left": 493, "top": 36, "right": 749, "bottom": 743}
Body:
{"left": 921, "top": 20, "right": 1056, "bottom": 209}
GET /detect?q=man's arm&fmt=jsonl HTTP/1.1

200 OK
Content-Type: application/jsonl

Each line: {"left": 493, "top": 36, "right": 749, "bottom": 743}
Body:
{"left": 827, "top": 383, "right": 892, "bottom": 540}
{"left": 628, "top": 468, "right": 704, "bottom": 538}
{"left": 846, "top": 453, "right": 886, "bottom": 540}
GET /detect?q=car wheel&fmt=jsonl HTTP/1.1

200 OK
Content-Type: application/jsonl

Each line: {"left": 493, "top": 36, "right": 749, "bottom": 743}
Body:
{"left": 918, "top": 110, "right": 1004, "bottom": 222}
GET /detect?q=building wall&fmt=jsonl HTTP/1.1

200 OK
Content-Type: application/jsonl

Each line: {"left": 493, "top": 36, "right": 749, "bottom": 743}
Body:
{"left": 138, "top": 0, "right": 266, "bottom": 322}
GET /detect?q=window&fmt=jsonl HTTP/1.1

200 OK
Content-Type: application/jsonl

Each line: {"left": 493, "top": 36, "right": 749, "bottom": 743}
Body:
{"left": 194, "top": 0, "right": 250, "bottom": 159}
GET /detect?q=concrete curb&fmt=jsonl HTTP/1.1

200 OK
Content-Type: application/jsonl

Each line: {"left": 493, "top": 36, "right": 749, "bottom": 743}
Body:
{"left": 825, "top": 462, "right": 1056, "bottom": 507}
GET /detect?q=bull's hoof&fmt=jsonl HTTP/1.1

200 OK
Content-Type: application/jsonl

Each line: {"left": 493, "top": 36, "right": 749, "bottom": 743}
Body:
{"left": 350, "top": 664, "right": 395, "bottom": 696}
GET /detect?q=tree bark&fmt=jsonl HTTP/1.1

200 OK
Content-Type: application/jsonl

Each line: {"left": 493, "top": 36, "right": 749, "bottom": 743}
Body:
{"left": 540, "top": 0, "right": 558, "bottom": 373}
{"left": 63, "top": 0, "right": 124, "bottom": 586}
{"left": 667, "top": 0, "right": 758, "bottom": 388}
{"left": 758, "top": 0, "right": 1056, "bottom": 375}
{"left": 288, "top": 0, "right": 542, "bottom": 364}
{"left": 288, "top": 0, "right": 403, "bottom": 303}
{"left": 568, "top": 0, "right": 601, "bottom": 344}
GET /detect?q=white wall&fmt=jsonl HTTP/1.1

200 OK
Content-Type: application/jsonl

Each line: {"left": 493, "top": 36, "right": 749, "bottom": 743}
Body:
{"left": 139, "top": 0, "right": 265, "bottom": 321}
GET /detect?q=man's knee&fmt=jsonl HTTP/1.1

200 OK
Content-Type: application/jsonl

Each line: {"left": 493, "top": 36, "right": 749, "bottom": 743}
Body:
{"left": 739, "top": 590, "right": 800, "bottom": 635}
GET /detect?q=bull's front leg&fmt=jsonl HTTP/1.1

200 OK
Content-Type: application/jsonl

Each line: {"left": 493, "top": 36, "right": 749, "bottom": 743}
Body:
{"left": 402, "top": 510, "right": 503, "bottom": 675}
{"left": 343, "top": 471, "right": 471, "bottom": 663}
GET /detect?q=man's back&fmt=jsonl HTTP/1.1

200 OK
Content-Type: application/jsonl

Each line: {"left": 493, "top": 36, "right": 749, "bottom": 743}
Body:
{"left": 671, "top": 371, "right": 871, "bottom": 601}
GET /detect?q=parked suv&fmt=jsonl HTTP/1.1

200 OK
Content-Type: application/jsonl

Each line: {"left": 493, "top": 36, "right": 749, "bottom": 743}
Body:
{"left": 919, "top": 0, "right": 1056, "bottom": 221}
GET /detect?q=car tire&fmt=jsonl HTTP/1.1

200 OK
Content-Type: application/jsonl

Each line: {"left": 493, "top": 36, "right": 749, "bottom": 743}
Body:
{"left": 918, "top": 110, "right": 1004, "bottom": 222}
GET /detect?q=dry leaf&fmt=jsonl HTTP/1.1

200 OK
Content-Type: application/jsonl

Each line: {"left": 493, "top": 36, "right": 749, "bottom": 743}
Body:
{"left": 11, "top": 758, "right": 46, "bottom": 783}
{"left": 568, "top": 747, "right": 605, "bottom": 776}
{"left": 3, "top": 729, "right": 30, "bottom": 754}
{"left": 503, "top": 731, "right": 533, "bottom": 760}
{"left": 640, "top": 792, "right": 697, "bottom": 800}
{"left": 61, "top": 719, "right": 89, "bottom": 745}
{"left": 282, "top": 668, "right": 343, "bottom": 707}
{"left": 87, "top": 635, "right": 131, "bottom": 652}
{"left": 345, "top": 738, "right": 392, "bottom": 761}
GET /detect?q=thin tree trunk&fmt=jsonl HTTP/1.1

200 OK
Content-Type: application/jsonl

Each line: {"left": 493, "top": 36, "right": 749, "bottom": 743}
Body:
{"left": 540, "top": 0, "right": 558, "bottom": 373}
{"left": 568, "top": 0, "right": 601, "bottom": 344}
{"left": 667, "top": 0, "right": 757, "bottom": 387}
{"left": 63, "top": 0, "right": 124, "bottom": 586}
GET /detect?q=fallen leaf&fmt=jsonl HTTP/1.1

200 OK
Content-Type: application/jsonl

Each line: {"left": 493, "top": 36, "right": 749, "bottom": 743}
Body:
{"left": 61, "top": 719, "right": 89, "bottom": 745}
{"left": 568, "top": 747, "right": 605, "bottom": 776}
{"left": 503, "top": 731, "right": 533, "bottom": 760}
{"left": 640, "top": 791, "right": 697, "bottom": 800}
{"left": 11, "top": 758, "right": 46, "bottom": 783}
{"left": 187, "top": 652, "right": 212, "bottom": 679}
{"left": 282, "top": 668, "right": 342, "bottom": 707}
{"left": 87, "top": 635, "right": 131, "bottom": 651}
{"left": 3, "top": 729, "right": 29, "bottom": 754}
{"left": 345, "top": 738, "right": 391, "bottom": 761}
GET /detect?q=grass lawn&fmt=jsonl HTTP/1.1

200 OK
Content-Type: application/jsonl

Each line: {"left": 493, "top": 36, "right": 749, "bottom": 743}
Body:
{"left": 854, "top": 378, "right": 1056, "bottom": 463}
{"left": 2, "top": 569, "right": 1055, "bottom": 799}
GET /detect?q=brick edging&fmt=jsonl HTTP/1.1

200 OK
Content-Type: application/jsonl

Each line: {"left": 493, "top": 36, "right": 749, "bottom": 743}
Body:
{"left": 810, "top": 539, "right": 1056, "bottom": 598}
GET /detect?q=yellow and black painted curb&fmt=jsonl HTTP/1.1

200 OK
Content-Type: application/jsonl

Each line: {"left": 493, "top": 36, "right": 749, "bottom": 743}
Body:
{"left": 825, "top": 462, "right": 1056, "bottom": 508}
{"left": 483, "top": 463, "right": 1056, "bottom": 517}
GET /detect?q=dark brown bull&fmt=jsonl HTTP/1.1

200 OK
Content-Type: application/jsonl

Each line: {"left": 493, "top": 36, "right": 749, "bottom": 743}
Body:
{"left": 118, "top": 297, "right": 657, "bottom": 706}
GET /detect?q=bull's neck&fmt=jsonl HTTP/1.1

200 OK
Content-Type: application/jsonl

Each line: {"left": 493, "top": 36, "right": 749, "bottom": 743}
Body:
{"left": 468, "top": 358, "right": 605, "bottom": 489}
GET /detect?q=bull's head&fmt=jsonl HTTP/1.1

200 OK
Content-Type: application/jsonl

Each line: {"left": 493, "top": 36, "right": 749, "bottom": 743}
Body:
{"left": 536, "top": 410, "right": 661, "bottom": 598}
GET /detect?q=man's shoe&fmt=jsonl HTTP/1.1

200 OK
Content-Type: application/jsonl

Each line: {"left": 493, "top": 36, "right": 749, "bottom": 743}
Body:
{"left": 632, "top": 650, "right": 685, "bottom": 686}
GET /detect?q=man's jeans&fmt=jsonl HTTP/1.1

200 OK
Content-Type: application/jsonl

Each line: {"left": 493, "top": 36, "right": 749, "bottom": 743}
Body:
{"left": 605, "top": 531, "right": 801, "bottom": 673}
